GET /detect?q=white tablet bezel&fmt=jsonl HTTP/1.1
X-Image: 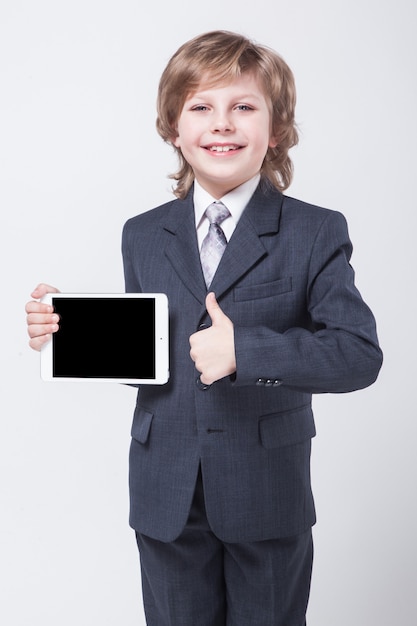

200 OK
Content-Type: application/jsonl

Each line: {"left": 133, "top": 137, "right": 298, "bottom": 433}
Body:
{"left": 40, "top": 293, "right": 169, "bottom": 384}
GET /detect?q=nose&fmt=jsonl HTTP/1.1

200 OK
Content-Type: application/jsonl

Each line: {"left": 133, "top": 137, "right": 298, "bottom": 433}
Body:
{"left": 211, "top": 110, "right": 234, "bottom": 133}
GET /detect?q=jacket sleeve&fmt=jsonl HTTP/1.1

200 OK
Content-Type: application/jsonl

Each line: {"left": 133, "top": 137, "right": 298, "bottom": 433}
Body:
{"left": 233, "top": 210, "right": 383, "bottom": 393}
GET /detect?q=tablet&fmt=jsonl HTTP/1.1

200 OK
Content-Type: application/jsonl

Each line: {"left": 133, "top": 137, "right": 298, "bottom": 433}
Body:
{"left": 40, "top": 293, "right": 169, "bottom": 384}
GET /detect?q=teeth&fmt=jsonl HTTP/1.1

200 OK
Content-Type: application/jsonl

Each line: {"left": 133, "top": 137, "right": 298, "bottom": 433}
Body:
{"left": 209, "top": 145, "right": 238, "bottom": 152}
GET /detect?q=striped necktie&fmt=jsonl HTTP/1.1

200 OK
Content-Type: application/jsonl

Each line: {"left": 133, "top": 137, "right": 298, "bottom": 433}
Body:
{"left": 200, "top": 201, "right": 230, "bottom": 288}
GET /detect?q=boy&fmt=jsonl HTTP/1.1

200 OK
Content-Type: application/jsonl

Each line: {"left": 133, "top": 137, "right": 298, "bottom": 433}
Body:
{"left": 26, "top": 30, "right": 382, "bottom": 625}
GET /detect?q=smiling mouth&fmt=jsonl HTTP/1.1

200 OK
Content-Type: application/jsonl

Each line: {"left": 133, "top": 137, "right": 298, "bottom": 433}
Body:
{"left": 204, "top": 144, "right": 243, "bottom": 152}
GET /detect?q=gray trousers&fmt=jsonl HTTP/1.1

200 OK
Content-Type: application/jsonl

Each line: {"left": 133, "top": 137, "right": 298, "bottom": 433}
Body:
{"left": 135, "top": 469, "right": 312, "bottom": 625}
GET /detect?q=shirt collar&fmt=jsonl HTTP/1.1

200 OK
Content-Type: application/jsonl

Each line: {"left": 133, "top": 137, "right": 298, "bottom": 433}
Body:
{"left": 194, "top": 174, "right": 261, "bottom": 228}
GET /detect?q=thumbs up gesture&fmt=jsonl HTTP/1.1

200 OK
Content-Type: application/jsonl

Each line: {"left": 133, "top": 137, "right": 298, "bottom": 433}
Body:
{"left": 189, "top": 292, "right": 236, "bottom": 385}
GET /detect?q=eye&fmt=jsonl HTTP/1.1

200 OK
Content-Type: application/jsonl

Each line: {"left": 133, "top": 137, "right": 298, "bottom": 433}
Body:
{"left": 191, "top": 105, "right": 209, "bottom": 111}
{"left": 235, "top": 104, "right": 254, "bottom": 111}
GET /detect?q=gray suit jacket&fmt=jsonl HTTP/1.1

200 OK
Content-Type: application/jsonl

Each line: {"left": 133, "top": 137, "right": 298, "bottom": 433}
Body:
{"left": 122, "top": 182, "right": 382, "bottom": 543}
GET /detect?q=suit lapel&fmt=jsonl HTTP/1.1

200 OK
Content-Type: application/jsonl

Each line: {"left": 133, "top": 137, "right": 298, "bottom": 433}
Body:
{"left": 209, "top": 184, "right": 283, "bottom": 299}
{"left": 162, "top": 183, "right": 283, "bottom": 307}
{"left": 163, "top": 191, "right": 207, "bottom": 304}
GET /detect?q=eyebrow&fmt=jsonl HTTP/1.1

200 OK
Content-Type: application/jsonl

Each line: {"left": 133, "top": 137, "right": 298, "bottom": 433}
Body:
{"left": 188, "top": 91, "right": 264, "bottom": 102}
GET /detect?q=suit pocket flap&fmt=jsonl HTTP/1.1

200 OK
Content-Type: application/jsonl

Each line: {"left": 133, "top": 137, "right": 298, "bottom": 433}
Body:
{"left": 234, "top": 277, "right": 292, "bottom": 301}
{"left": 131, "top": 407, "right": 153, "bottom": 444}
{"left": 259, "top": 405, "right": 316, "bottom": 449}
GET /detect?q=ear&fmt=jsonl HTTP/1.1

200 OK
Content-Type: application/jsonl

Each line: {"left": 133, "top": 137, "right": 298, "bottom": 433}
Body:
{"left": 168, "top": 121, "right": 180, "bottom": 147}
{"left": 268, "top": 124, "right": 282, "bottom": 149}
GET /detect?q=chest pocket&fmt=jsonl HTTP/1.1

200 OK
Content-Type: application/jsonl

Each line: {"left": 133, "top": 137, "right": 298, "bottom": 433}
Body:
{"left": 234, "top": 277, "right": 292, "bottom": 301}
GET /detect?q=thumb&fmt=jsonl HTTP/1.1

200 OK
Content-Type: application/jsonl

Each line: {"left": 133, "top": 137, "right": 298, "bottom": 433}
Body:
{"left": 31, "top": 283, "right": 60, "bottom": 299}
{"left": 205, "top": 292, "right": 225, "bottom": 326}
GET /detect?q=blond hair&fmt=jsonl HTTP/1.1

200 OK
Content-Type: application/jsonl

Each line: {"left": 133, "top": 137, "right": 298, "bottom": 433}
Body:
{"left": 156, "top": 30, "right": 298, "bottom": 199}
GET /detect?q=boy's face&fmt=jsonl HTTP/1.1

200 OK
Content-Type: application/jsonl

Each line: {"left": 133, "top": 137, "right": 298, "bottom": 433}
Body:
{"left": 173, "top": 73, "right": 277, "bottom": 198}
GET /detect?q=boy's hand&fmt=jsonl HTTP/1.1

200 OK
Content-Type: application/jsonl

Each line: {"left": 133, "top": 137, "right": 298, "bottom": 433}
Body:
{"left": 25, "top": 283, "right": 60, "bottom": 351}
{"left": 189, "top": 292, "right": 236, "bottom": 385}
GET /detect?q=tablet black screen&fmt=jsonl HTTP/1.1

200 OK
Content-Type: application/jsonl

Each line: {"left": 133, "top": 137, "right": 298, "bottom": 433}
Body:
{"left": 52, "top": 297, "right": 155, "bottom": 379}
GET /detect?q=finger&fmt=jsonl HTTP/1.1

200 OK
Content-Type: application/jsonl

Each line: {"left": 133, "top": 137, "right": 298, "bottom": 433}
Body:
{"left": 26, "top": 312, "right": 59, "bottom": 326}
{"left": 199, "top": 373, "right": 214, "bottom": 386}
{"left": 30, "top": 283, "right": 60, "bottom": 300}
{"left": 205, "top": 292, "right": 225, "bottom": 325}
{"left": 189, "top": 335, "right": 200, "bottom": 364}
{"left": 29, "top": 333, "right": 52, "bottom": 352}
{"left": 25, "top": 300, "right": 54, "bottom": 315}
{"left": 27, "top": 322, "right": 59, "bottom": 340}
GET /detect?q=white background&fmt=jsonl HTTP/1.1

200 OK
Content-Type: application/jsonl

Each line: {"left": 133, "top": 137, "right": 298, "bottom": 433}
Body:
{"left": 1, "top": 1, "right": 416, "bottom": 624}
